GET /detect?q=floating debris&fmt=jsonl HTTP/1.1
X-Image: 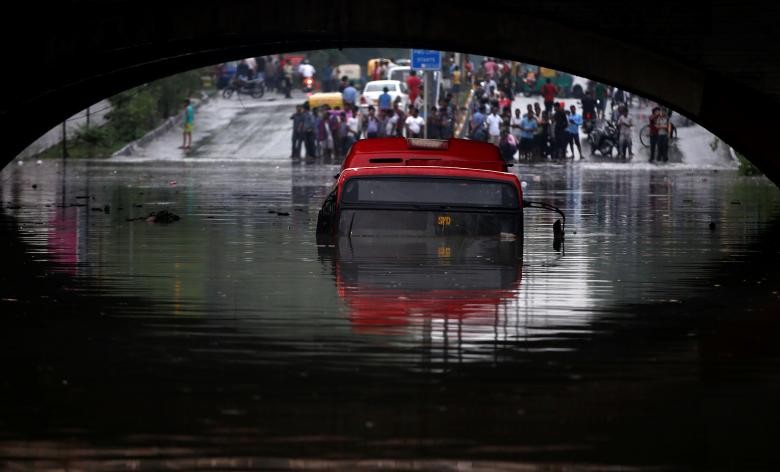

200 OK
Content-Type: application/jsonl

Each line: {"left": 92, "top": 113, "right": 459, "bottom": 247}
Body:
{"left": 126, "top": 210, "right": 180, "bottom": 223}
{"left": 147, "top": 210, "right": 180, "bottom": 223}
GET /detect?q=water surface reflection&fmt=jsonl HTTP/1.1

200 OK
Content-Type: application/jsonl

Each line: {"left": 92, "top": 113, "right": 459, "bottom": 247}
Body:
{"left": 1, "top": 158, "right": 780, "bottom": 470}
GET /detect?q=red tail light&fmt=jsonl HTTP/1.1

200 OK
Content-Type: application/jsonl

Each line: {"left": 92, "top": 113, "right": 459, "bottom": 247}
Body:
{"left": 360, "top": 96, "right": 366, "bottom": 104}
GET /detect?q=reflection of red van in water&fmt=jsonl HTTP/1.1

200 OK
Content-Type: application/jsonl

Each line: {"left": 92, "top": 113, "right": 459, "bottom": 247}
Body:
{"left": 317, "top": 138, "right": 523, "bottom": 243}
{"left": 333, "top": 237, "right": 522, "bottom": 335}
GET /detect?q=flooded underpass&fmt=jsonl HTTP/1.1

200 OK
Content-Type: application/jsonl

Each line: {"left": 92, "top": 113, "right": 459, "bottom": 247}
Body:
{"left": 2, "top": 97, "right": 780, "bottom": 471}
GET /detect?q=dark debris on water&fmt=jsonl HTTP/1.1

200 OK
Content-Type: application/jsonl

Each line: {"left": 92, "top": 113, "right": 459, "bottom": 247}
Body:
{"left": 126, "top": 210, "right": 181, "bottom": 223}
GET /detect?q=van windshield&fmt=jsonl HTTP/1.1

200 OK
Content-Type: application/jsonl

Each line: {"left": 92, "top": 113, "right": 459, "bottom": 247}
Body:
{"left": 341, "top": 177, "right": 519, "bottom": 209}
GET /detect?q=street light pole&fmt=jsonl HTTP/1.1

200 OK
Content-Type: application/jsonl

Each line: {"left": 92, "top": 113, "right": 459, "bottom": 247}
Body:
{"left": 424, "top": 70, "right": 430, "bottom": 139}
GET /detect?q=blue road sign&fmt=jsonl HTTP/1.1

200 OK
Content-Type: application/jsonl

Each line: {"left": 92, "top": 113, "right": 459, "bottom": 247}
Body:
{"left": 411, "top": 49, "right": 441, "bottom": 71}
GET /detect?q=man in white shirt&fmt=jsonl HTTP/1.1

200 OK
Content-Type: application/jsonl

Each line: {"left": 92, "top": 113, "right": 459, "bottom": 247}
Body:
{"left": 405, "top": 108, "right": 425, "bottom": 138}
{"left": 347, "top": 112, "right": 359, "bottom": 136}
{"left": 485, "top": 106, "right": 502, "bottom": 146}
{"left": 385, "top": 109, "right": 399, "bottom": 137}
{"left": 298, "top": 60, "right": 316, "bottom": 79}
{"left": 510, "top": 108, "right": 524, "bottom": 143}
{"left": 616, "top": 106, "right": 634, "bottom": 159}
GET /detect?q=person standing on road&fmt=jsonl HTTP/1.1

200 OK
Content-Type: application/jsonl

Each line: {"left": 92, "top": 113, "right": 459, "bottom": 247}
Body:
{"left": 581, "top": 90, "right": 597, "bottom": 130}
{"left": 427, "top": 106, "right": 442, "bottom": 139}
{"left": 486, "top": 106, "right": 502, "bottom": 146}
{"left": 393, "top": 100, "right": 406, "bottom": 137}
{"left": 451, "top": 65, "right": 461, "bottom": 95}
{"left": 499, "top": 128, "right": 518, "bottom": 163}
{"left": 538, "top": 110, "right": 552, "bottom": 159}
{"left": 406, "top": 70, "right": 422, "bottom": 111}
{"left": 378, "top": 86, "right": 393, "bottom": 114}
{"left": 552, "top": 102, "right": 569, "bottom": 160}
{"left": 180, "top": 99, "right": 194, "bottom": 150}
{"left": 385, "top": 108, "right": 399, "bottom": 138}
{"left": 594, "top": 82, "right": 608, "bottom": 118}
{"left": 342, "top": 81, "right": 358, "bottom": 108}
{"left": 405, "top": 107, "right": 425, "bottom": 138}
{"left": 315, "top": 108, "right": 332, "bottom": 158}
{"left": 541, "top": 78, "right": 558, "bottom": 116}
{"left": 364, "top": 106, "right": 380, "bottom": 139}
{"left": 616, "top": 106, "right": 634, "bottom": 159}
{"left": 648, "top": 106, "right": 660, "bottom": 162}
{"left": 337, "top": 111, "right": 349, "bottom": 158}
{"left": 566, "top": 104, "right": 583, "bottom": 159}
{"left": 289, "top": 104, "right": 304, "bottom": 158}
{"left": 345, "top": 111, "right": 360, "bottom": 148}
{"left": 655, "top": 108, "right": 672, "bottom": 163}
{"left": 510, "top": 108, "right": 524, "bottom": 144}
{"left": 328, "top": 108, "right": 342, "bottom": 158}
{"left": 519, "top": 111, "right": 538, "bottom": 160}
{"left": 470, "top": 105, "right": 487, "bottom": 141}
{"left": 282, "top": 60, "right": 293, "bottom": 98}
{"left": 301, "top": 103, "right": 316, "bottom": 157}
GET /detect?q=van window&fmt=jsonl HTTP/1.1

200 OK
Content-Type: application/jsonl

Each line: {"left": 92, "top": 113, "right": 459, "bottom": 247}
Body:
{"left": 342, "top": 177, "right": 518, "bottom": 208}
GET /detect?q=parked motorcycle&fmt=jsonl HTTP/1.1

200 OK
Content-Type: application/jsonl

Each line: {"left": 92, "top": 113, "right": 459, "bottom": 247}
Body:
{"left": 222, "top": 77, "right": 265, "bottom": 99}
{"left": 588, "top": 119, "right": 619, "bottom": 158}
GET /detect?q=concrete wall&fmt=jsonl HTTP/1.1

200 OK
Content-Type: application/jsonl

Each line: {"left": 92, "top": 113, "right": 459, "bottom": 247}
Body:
{"left": 16, "top": 101, "right": 111, "bottom": 160}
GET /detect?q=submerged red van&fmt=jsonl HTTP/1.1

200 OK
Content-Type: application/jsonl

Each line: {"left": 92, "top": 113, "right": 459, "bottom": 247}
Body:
{"left": 340, "top": 137, "right": 510, "bottom": 172}
{"left": 318, "top": 137, "right": 564, "bottom": 246}
{"left": 316, "top": 165, "right": 523, "bottom": 241}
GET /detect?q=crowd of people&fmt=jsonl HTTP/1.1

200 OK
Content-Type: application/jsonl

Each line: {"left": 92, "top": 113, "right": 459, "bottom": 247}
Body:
{"left": 288, "top": 70, "right": 462, "bottom": 160}
{"left": 243, "top": 53, "right": 677, "bottom": 163}
{"left": 463, "top": 57, "right": 674, "bottom": 164}
{"left": 288, "top": 92, "right": 461, "bottom": 160}
{"left": 466, "top": 77, "right": 589, "bottom": 163}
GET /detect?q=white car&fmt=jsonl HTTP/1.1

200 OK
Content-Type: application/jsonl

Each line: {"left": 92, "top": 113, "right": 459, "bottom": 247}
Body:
{"left": 359, "top": 80, "right": 408, "bottom": 114}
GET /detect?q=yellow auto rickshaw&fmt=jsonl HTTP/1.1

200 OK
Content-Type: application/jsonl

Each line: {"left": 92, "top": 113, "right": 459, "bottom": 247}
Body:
{"left": 307, "top": 92, "right": 343, "bottom": 109}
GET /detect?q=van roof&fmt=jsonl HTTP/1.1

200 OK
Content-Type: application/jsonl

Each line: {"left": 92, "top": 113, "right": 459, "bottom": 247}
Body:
{"left": 342, "top": 137, "right": 509, "bottom": 172}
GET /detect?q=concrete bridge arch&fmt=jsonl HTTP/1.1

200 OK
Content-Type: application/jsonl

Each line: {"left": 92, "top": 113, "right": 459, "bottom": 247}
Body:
{"left": 1, "top": 0, "right": 778, "bottom": 182}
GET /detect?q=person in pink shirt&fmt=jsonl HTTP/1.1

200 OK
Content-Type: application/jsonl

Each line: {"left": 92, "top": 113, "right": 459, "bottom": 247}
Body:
{"left": 484, "top": 58, "right": 497, "bottom": 79}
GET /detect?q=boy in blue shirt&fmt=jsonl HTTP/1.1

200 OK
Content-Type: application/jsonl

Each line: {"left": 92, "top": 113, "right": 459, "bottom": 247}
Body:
{"left": 180, "top": 99, "right": 194, "bottom": 150}
{"left": 378, "top": 87, "right": 392, "bottom": 113}
{"left": 566, "top": 104, "right": 583, "bottom": 159}
{"left": 519, "top": 111, "right": 538, "bottom": 159}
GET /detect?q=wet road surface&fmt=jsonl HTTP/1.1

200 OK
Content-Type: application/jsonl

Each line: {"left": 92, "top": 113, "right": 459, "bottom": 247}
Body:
{"left": 1, "top": 97, "right": 780, "bottom": 470}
